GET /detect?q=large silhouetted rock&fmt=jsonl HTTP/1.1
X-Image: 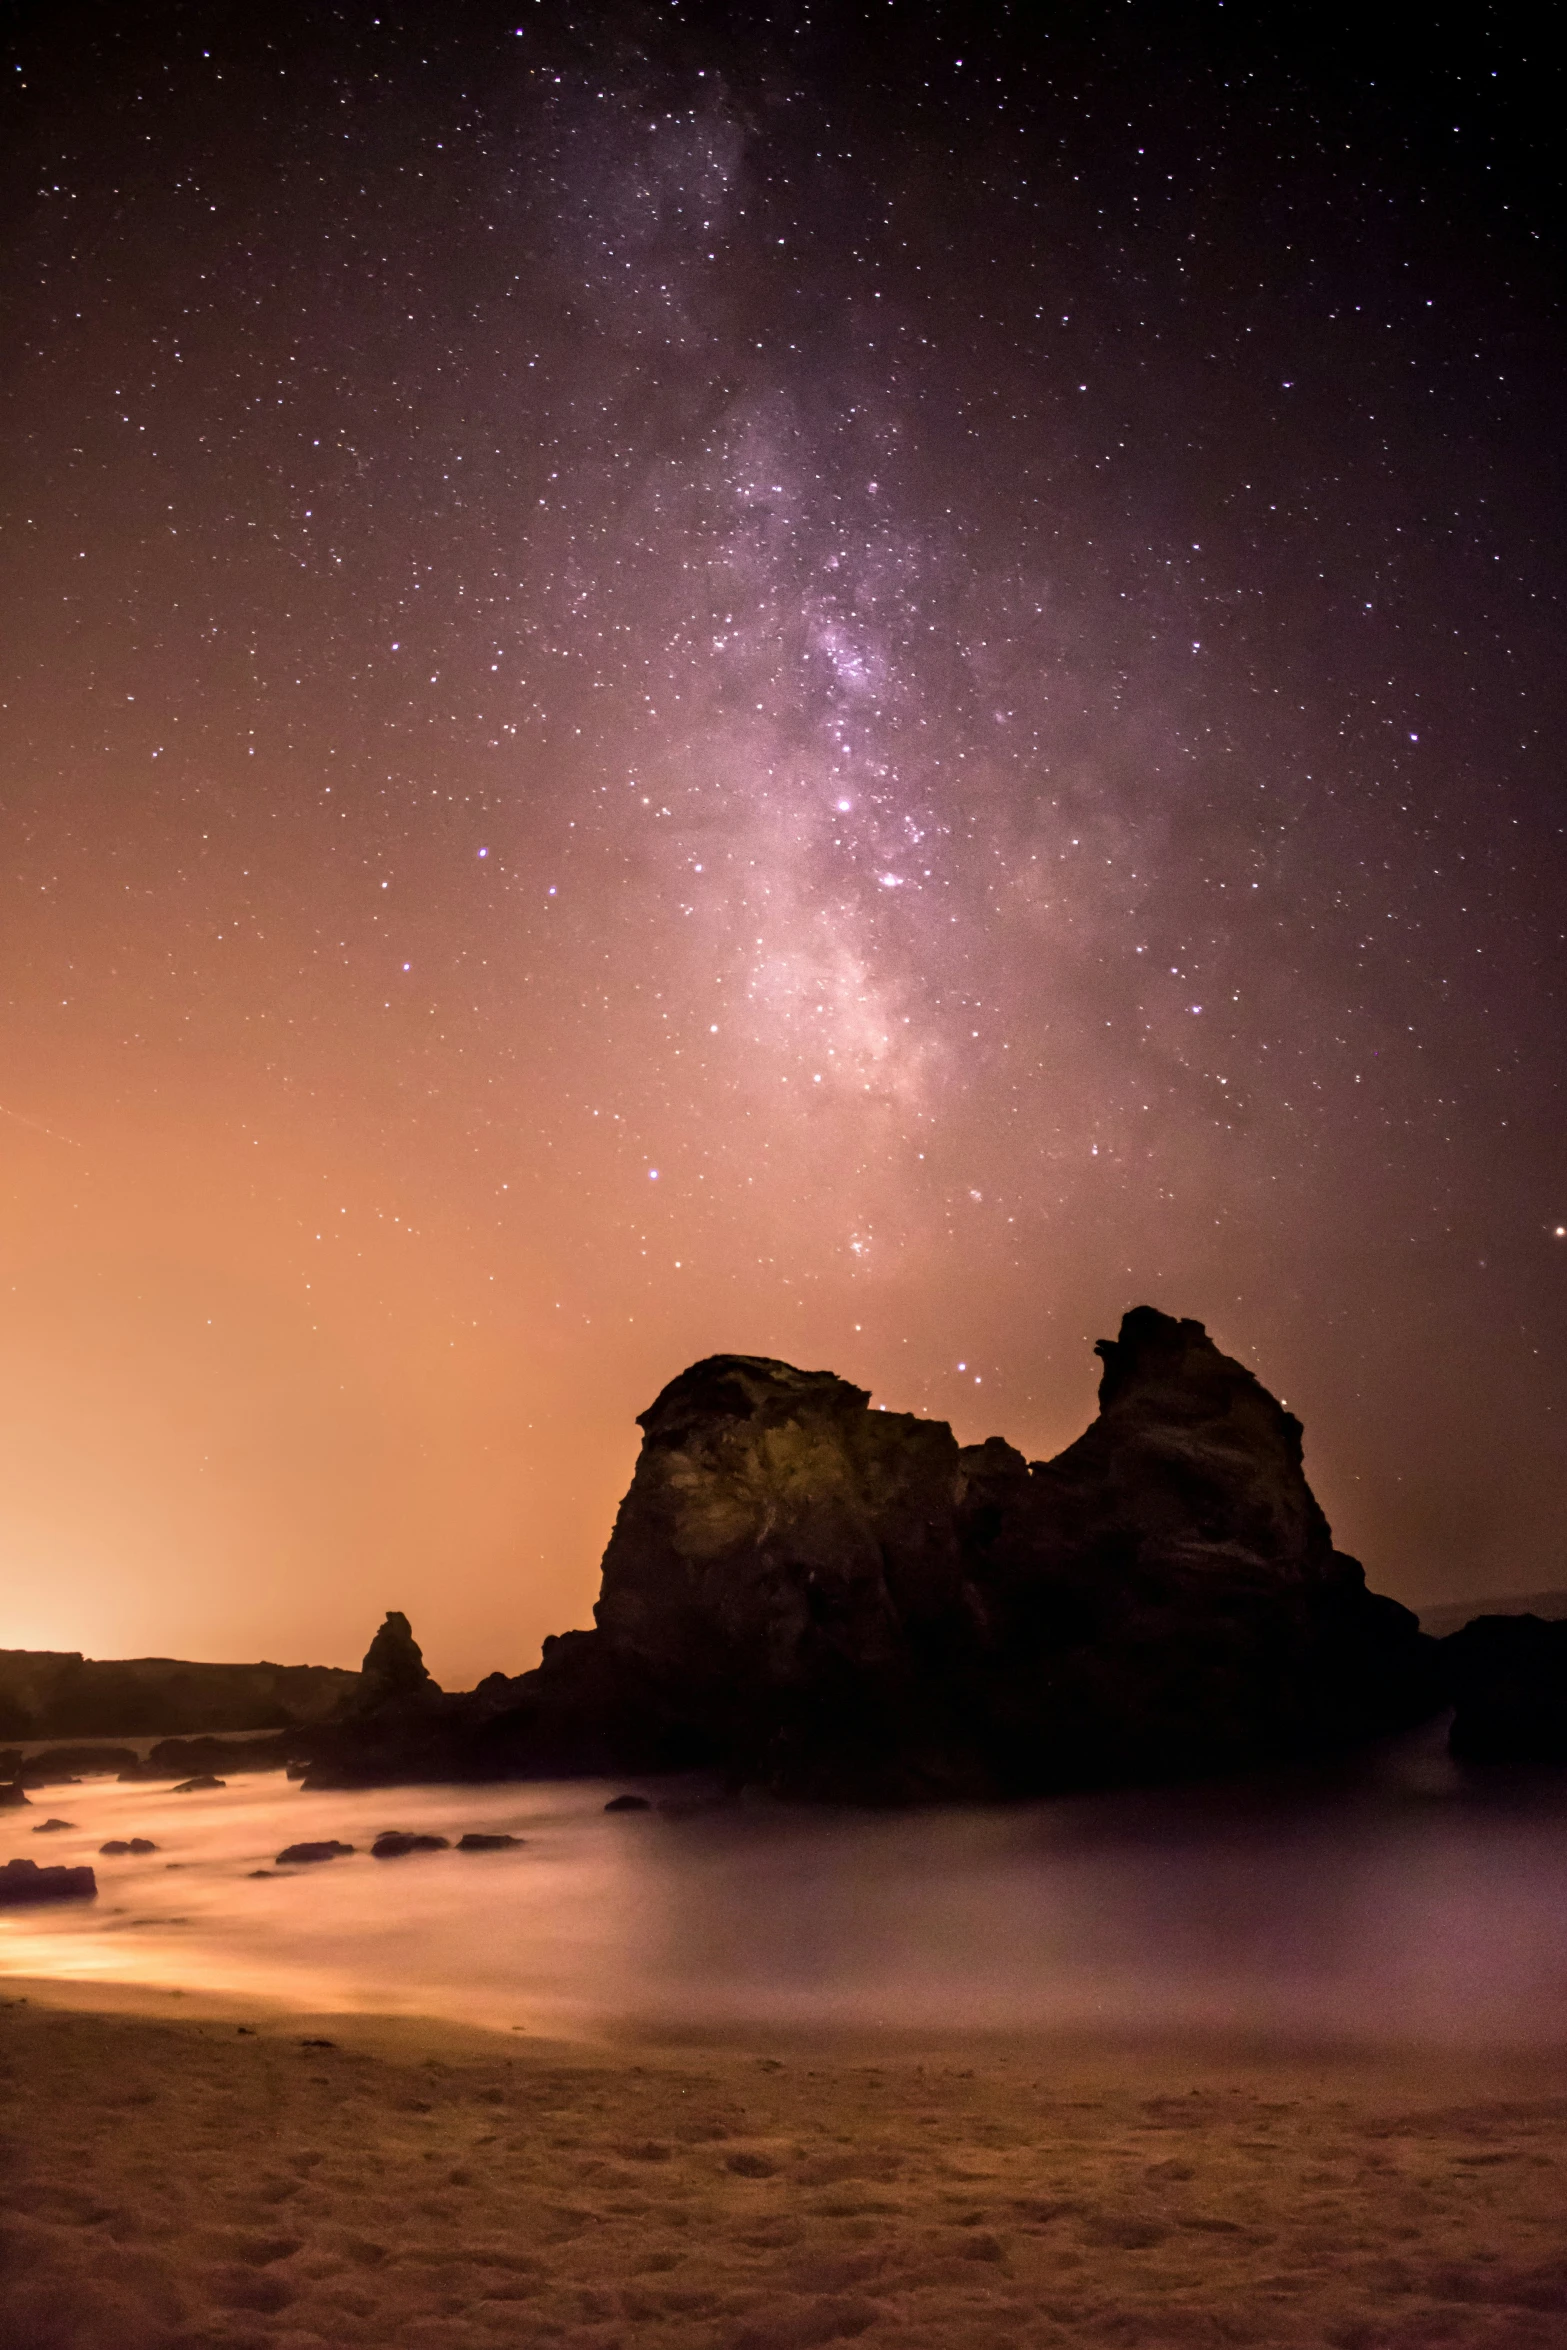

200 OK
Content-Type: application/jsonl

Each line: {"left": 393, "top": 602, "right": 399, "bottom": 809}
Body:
{"left": 306, "top": 1309, "right": 1441, "bottom": 1799}
{"left": 1442, "top": 1615, "right": 1567, "bottom": 1762}
{"left": 950, "top": 1308, "right": 1434, "bottom": 1795}
{"left": 590, "top": 1354, "right": 971, "bottom": 1786}
{"left": 569, "top": 1310, "right": 1437, "bottom": 1797}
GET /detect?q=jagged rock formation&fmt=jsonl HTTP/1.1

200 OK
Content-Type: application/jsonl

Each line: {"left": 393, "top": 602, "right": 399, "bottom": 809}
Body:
{"left": 283, "top": 1612, "right": 449, "bottom": 1785}
{"left": 307, "top": 1307, "right": 1442, "bottom": 1799}
{"left": 341, "top": 1611, "right": 440, "bottom": 1718}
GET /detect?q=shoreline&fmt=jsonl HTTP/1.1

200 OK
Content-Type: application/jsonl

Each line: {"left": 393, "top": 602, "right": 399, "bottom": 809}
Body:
{"left": 8, "top": 1979, "right": 1567, "bottom": 2350}
{"left": 10, "top": 1748, "right": 1567, "bottom": 2347}
{"left": 16, "top": 1964, "right": 1567, "bottom": 2080}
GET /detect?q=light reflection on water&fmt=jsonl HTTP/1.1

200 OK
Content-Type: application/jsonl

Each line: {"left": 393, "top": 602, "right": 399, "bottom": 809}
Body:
{"left": 5, "top": 1721, "right": 1567, "bottom": 2043}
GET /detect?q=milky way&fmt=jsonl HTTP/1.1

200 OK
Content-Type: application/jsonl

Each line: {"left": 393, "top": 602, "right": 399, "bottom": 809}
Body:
{"left": 1, "top": 7, "right": 1562, "bottom": 1680}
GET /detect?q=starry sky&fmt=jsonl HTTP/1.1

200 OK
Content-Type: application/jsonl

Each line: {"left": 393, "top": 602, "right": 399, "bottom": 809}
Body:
{"left": 2, "top": 3, "right": 1563, "bottom": 1685}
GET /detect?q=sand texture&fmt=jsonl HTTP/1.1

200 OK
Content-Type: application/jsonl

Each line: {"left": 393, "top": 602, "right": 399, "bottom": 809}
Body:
{"left": 6, "top": 1997, "right": 1567, "bottom": 2349}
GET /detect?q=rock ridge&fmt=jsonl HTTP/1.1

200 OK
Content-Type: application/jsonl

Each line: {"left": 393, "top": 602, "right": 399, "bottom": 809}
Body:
{"left": 306, "top": 1305, "right": 1443, "bottom": 1799}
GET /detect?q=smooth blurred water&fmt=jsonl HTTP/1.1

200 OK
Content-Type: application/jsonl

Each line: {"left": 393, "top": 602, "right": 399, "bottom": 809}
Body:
{"left": 5, "top": 1720, "right": 1567, "bottom": 2043}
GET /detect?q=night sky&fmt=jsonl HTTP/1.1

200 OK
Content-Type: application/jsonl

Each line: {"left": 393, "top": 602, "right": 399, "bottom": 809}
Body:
{"left": 2, "top": 4, "right": 1562, "bottom": 1686}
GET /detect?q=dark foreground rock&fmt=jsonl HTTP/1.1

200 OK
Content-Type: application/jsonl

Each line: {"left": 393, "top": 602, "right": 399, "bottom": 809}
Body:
{"left": 32, "top": 1819, "right": 75, "bottom": 1834}
{"left": 370, "top": 1832, "right": 449, "bottom": 1858}
{"left": 1443, "top": 1615, "right": 1567, "bottom": 1763}
{"left": 118, "top": 1732, "right": 302, "bottom": 1783}
{"left": 0, "top": 1857, "right": 95, "bottom": 1906}
{"left": 99, "top": 1838, "right": 158, "bottom": 1856}
{"left": 18, "top": 1745, "right": 137, "bottom": 1784}
{"left": 1421, "top": 1586, "right": 1567, "bottom": 1639}
{"left": 172, "top": 1774, "right": 225, "bottom": 1793}
{"left": 275, "top": 1840, "right": 355, "bottom": 1865}
{"left": 0, "top": 1783, "right": 29, "bottom": 1808}
{"left": 457, "top": 1832, "right": 521, "bottom": 1851}
{"left": 304, "top": 1307, "right": 1442, "bottom": 1801}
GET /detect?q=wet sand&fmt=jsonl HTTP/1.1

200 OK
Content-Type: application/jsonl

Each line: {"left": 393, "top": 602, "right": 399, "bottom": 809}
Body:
{"left": 6, "top": 1981, "right": 1567, "bottom": 2350}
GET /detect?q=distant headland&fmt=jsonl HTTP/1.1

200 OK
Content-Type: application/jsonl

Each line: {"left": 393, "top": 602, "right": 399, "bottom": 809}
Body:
{"left": 0, "top": 1649, "right": 357, "bottom": 1743}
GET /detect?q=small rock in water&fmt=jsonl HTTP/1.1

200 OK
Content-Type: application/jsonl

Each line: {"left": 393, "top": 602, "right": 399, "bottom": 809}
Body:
{"left": 0, "top": 1785, "right": 30, "bottom": 1809}
{"left": 371, "top": 1831, "right": 450, "bottom": 1858}
{"left": 456, "top": 1832, "right": 522, "bottom": 1851}
{"left": 0, "top": 1858, "right": 96, "bottom": 1907}
{"left": 32, "top": 1819, "right": 76, "bottom": 1834}
{"left": 604, "top": 1793, "right": 651, "bottom": 1812}
{"left": 274, "top": 1840, "right": 355, "bottom": 1866}
{"left": 172, "top": 1775, "right": 226, "bottom": 1793}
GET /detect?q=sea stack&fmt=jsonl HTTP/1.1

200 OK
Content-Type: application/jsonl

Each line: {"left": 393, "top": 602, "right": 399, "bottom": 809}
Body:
{"left": 340, "top": 1610, "right": 441, "bottom": 1719}
{"left": 575, "top": 1307, "right": 1437, "bottom": 1797}
{"left": 311, "top": 1306, "right": 1440, "bottom": 1799}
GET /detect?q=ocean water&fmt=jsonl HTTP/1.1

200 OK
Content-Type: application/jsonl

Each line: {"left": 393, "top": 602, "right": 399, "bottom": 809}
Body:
{"left": 4, "top": 1720, "right": 1567, "bottom": 2044}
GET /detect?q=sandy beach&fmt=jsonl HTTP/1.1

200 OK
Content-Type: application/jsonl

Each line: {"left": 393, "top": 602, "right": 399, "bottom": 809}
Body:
{"left": 7, "top": 1979, "right": 1567, "bottom": 2350}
